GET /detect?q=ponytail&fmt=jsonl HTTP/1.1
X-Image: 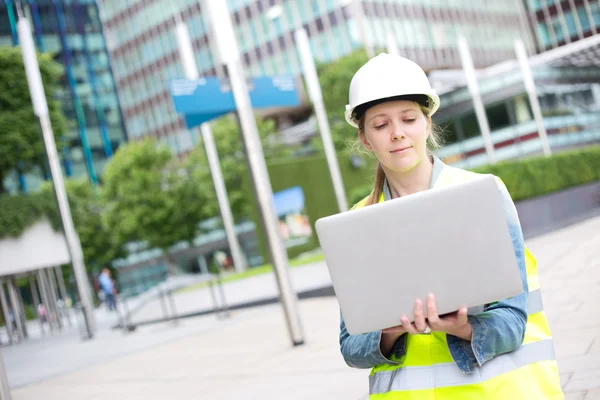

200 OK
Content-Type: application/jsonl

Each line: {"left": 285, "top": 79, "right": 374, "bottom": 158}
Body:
{"left": 366, "top": 163, "right": 386, "bottom": 206}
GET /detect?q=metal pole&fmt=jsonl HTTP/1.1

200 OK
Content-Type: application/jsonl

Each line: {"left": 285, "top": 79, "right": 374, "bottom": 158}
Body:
{"left": 207, "top": 279, "right": 223, "bottom": 319}
{"left": 0, "top": 350, "right": 12, "bottom": 400}
{"left": 121, "top": 296, "right": 131, "bottom": 332}
{"left": 6, "top": 279, "right": 24, "bottom": 341}
{"left": 175, "top": 19, "right": 246, "bottom": 273}
{"left": 37, "top": 270, "right": 55, "bottom": 333}
{"left": 204, "top": 0, "right": 304, "bottom": 346}
{"left": 352, "top": 0, "right": 374, "bottom": 57}
{"left": 157, "top": 286, "right": 169, "bottom": 320}
{"left": 386, "top": 32, "right": 400, "bottom": 56}
{"left": 44, "top": 269, "right": 63, "bottom": 330}
{"left": 54, "top": 266, "right": 72, "bottom": 326}
{"left": 29, "top": 274, "right": 45, "bottom": 335}
{"left": 514, "top": 39, "right": 552, "bottom": 157}
{"left": 0, "top": 281, "right": 15, "bottom": 344}
{"left": 457, "top": 36, "right": 496, "bottom": 165}
{"left": 214, "top": 273, "right": 230, "bottom": 318}
{"left": 17, "top": 15, "right": 95, "bottom": 336}
{"left": 166, "top": 289, "right": 178, "bottom": 325}
{"left": 295, "top": 28, "right": 348, "bottom": 213}
{"left": 12, "top": 278, "right": 28, "bottom": 339}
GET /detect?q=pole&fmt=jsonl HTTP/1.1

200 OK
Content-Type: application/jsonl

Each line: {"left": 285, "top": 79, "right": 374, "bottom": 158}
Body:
{"left": 351, "top": 0, "right": 374, "bottom": 57}
{"left": 0, "top": 350, "right": 12, "bottom": 400}
{"left": 12, "top": 278, "right": 28, "bottom": 339}
{"left": 44, "top": 269, "right": 63, "bottom": 330}
{"left": 174, "top": 19, "right": 246, "bottom": 273}
{"left": 37, "top": 270, "right": 55, "bottom": 332}
{"left": 29, "top": 274, "right": 45, "bottom": 335}
{"left": 157, "top": 286, "right": 169, "bottom": 320}
{"left": 386, "top": 32, "right": 399, "bottom": 56}
{"left": 54, "top": 266, "right": 72, "bottom": 326}
{"left": 166, "top": 289, "right": 178, "bottom": 325}
{"left": 0, "top": 281, "right": 15, "bottom": 344}
{"left": 6, "top": 280, "right": 24, "bottom": 341}
{"left": 203, "top": 0, "right": 304, "bottom": 346}
{"left": 457, "top": 36, "right": 496, "bottom": 165}
{"left": 514, "top": 39, "right": 552, "bottom": 157}
{"left": 295, "top": 28, "right": 348, "bottom": 213}
{"left": 17, "top": 15, "right": 95, "bottom": 336}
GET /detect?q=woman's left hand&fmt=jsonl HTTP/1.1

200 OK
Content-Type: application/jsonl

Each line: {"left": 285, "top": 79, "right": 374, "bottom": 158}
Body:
{"left": 426, "top": 293, "right": 473, "bottom": 341}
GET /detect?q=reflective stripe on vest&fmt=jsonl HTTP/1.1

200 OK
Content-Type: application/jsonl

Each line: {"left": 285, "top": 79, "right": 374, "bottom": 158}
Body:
{"left": 355, "top": 165, "right": 563, "bottom": 399}
{"left": 369, "top": 340, "right": 555, "bottom": 394}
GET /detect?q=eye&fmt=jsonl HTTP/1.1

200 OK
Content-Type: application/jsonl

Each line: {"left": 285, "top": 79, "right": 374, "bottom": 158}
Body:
{"left": 404, "top": 119, "right": 416, "bottom": 123}
{"left": 374, "top": 123, "right": 387, "bottom": 130}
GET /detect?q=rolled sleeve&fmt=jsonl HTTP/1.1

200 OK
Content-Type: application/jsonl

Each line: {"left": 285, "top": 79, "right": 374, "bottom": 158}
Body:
{"left": 447, "top": 177, "right": 529, "bottom": 373}
{"left": 339, "top": 314, "right": 406, "bottom": 369}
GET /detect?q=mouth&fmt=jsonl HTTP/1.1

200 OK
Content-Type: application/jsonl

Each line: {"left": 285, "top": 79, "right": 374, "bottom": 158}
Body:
{"left": 390, "top": 146, "right": 412, "bottom": 153}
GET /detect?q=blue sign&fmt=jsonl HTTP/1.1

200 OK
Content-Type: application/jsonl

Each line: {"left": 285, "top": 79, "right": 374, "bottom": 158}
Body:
{"left": 171, "top": 77, "right": 235, "bottom": 114}
{"left": 170, "top": 75, "right": 300, "bottom": 129}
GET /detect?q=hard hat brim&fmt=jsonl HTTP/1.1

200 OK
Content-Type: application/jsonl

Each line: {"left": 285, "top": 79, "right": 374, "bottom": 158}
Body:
{"left": 345, "top": 93, "right": 440, "bottom": 128}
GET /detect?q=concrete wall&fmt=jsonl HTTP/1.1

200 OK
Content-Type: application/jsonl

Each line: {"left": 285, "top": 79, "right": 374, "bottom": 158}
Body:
{"left": 0, "top": 220, "right": 70, "bottom": 276}
{"left": 517, "top": 181, "right": 600, "bottom": 239}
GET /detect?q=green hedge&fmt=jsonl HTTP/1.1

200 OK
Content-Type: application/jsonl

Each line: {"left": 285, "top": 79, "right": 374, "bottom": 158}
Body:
{"left": 0, "top": 191, "right": 60, "bottom": 239}
{"left": 348, "top": 146, "right": 600, "bottom": 205}
{"left": 472, "top": 146, "right": 600, "bottom": 201}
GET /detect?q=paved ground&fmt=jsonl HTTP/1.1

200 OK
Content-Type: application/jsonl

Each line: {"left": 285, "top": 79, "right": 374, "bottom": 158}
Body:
{"left": 3, "top": 215, "right": 600, "bottom": 399}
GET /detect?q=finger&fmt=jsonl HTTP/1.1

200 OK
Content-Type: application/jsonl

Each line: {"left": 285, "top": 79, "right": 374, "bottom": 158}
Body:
{"left": 426, "top": 293, "right": 440, "bottom": 327}
{"left": 400, "top": 315, "right": 419, "bottom": 335}
{"left": 413, "top": 298, "right": 427, "bottom": 332}
{"left": 456, "top": 307, "right": 468, "bottom": 326}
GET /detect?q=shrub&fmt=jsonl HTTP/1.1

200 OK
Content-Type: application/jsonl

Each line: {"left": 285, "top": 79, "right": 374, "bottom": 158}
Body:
{"left": 473, "top": 146, "right": 600, "bottom": 201}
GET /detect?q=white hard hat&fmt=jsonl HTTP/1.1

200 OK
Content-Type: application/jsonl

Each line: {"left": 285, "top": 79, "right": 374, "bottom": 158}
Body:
{"left": 344, "top": 53, "right": 440, "bottom": 128}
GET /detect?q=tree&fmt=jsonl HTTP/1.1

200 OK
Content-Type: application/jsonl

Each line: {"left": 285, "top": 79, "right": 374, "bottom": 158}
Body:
{"left": 185, "top": 114, "right": 293, "bottom": 222}
{"left": 39, "top": 179, "right": 125, "bottom": 271}
{"left": 314, "top": 49, "right": 370, "bottom": 152}
{"left": 101, "top": 138, "right": 215, "bottom": 275}
{"left": 0, "top": 46, "right": 68, "bottom": 194}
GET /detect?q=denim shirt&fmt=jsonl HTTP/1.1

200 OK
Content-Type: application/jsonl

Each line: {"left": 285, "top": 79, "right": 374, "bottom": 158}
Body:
{"left": 339, "top": 157, "right": 529, "bottom": 374}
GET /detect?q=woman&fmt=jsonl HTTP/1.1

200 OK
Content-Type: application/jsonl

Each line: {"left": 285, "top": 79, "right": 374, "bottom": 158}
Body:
{"left": 339, "top": 53, "right": 563, "bottom": 399}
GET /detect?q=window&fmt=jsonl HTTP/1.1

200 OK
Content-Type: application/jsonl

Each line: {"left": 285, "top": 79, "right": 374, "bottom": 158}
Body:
{"left": 460, "top": 112, "right": 480, "bottom": 139}
{"left": 590, "top": 2, "right": 600, "bottom": 26}
{"left": 564, "top": 11, "right": 577, "bottom": 38}
{"left": 551, "top": 18, "right": 564, "bottom": 42}
{"left": 486, "top": 102, "right": 511, "bottom": 131}
{"left": 578, "top": 6, "right": 591, "bottom": 31}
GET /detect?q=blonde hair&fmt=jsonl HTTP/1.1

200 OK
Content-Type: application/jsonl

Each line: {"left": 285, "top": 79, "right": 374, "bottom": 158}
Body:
{"left": 353, "top": 103, "right": 444, "bottom": 206}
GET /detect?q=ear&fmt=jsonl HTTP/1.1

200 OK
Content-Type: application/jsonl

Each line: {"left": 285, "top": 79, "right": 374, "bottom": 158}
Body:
{"left": 359, "top": 129, "right": 373, "bottom": 151}
{"left": 425, "top": 116, "right": 432, "bottom": 139}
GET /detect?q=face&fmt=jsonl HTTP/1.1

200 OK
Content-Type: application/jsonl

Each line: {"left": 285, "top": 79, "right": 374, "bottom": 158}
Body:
{"left": 359, "top": 100, "right": 430, "bottom": 173}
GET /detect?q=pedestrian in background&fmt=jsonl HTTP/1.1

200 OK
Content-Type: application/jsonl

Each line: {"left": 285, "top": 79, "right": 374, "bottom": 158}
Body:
{"left": 98, "top": 268, "right": 116, "bottom": 311}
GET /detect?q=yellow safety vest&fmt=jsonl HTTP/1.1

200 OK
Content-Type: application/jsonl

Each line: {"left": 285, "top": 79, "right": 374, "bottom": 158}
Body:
{"left": 353, "top": 165, "right": 564, "bottom": 400}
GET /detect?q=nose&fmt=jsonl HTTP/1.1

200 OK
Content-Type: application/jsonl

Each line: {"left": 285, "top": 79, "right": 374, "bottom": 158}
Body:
{"left": 391, "top": 124, "right": 405, "bottom": 142}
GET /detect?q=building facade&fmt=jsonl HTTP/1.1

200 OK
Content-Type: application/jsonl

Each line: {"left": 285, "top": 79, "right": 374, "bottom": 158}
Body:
{"left": 97, "top": 0, "right": 535, "bottom": 156}
{"left": 524, "top": 0, "right": 600, "bottom": 52}
{"left": 432, "top": 53, "right": 600, "bottom": 168}
{"left": 0, "top": 0, "right": 127, "bottom": 192}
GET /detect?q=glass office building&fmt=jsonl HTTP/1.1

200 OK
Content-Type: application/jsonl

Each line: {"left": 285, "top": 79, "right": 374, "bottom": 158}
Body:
{"left": 0, "top": 0, "right": 127, "bottom": 192}
{"left": 524, "top": 0, "right": 600, "bottom": 52}
{"left": 97, "top": 0, "right": 534, "bottom": 155}
{"left": 433, "top": 63, "right": 600, "bottom": 168}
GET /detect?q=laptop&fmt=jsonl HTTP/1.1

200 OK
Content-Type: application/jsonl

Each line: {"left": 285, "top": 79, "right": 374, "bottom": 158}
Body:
{"left": 315, "top": 174, "right": 524, "bottom": 335}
